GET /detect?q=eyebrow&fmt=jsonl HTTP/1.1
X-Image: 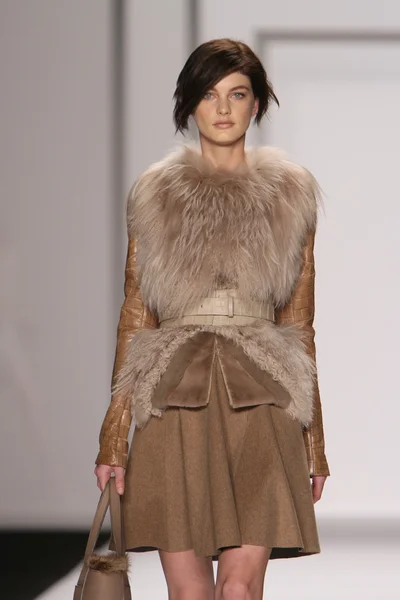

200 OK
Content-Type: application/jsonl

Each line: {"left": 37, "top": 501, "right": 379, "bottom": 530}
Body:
{"left": 208, "top": 85, "right": 251, "bottom": 92}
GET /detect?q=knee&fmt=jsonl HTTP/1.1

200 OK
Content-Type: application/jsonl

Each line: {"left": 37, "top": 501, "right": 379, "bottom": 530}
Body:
{"left": 168, "top": 583, "right": 214, "bottom": 600}
{"left": 220, "top": 579, "right": 250, "bottom": 600}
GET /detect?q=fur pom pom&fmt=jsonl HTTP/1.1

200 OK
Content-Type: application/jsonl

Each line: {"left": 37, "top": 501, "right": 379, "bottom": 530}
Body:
{"left": 87, "top": 553, "right": 129, "bottom": 573}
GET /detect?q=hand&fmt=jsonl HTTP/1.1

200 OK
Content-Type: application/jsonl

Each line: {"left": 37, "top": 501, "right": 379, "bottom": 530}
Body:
{"left": 311, "top": 475, "right": 327, "bottom": 503}
{"left": 94, "top": 464, "right": 125, "bottom": 495}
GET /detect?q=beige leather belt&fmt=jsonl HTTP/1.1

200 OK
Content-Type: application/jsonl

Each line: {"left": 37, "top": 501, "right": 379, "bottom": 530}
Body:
{"left": 159, "top": 288, "right": 275, "bottom": 328}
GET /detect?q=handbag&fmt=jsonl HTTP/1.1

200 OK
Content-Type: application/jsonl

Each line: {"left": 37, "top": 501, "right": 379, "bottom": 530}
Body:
{"left": 73, "top": 477, "right": 131, "bottom": 600}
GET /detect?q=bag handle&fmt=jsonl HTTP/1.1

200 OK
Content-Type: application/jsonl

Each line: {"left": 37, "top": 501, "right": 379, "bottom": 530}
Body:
{"left": 73, "top": 478, "right": 131, "bottom": 600}
{"left": 82, "top": 477, "right": 125, "bottom": 560}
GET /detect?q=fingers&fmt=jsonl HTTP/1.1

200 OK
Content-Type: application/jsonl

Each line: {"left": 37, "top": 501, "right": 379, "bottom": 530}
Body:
{"left": 94, "top": 466, "right": 103, "bottom": 491}
{"left": 311, "top": 475, "right": 326, "bottom": 503}
{"left": 94, "top": 464, "right": 112, "bottom": 492}
{"left": 114, "top": 466, "right": 125, "bottom": 495}
{"left": 99, "top": 468, "right": 112, "bottom": 492}
{"left": 94, "top": 464, "right": 125, "bottom": 494}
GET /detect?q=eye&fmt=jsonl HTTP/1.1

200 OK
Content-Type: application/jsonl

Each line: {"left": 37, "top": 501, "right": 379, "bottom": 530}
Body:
{"left": 203, "top": 92, "right": 213, "bottom": 99}
{"left": 233, "top": 92, "right": 245, "bottom": 99}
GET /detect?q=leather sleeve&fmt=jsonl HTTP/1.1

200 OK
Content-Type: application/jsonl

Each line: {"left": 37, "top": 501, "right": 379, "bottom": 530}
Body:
{"left": 95, "top": 237, "right": 159, "bottom": 468}
{"left": 275, "top": 230, "right": 330, "bottom": 477}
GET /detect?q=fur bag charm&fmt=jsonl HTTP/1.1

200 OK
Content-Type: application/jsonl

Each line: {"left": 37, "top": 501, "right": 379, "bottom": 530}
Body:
{"left": 73, "top": 478, "right": 131, "bottom": 600}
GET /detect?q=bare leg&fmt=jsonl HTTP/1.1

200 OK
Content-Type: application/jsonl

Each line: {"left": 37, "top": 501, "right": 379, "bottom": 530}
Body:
{"left": 158, "top": 548, "right": 215, "bottom": 600}
{"left": 215, "top": 545, "right": 272, "bottom": 600}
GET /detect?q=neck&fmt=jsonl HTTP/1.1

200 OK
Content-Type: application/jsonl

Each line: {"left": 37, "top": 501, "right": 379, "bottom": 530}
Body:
{"left": 198, "top": 135, "right": 247, "bottom": 172}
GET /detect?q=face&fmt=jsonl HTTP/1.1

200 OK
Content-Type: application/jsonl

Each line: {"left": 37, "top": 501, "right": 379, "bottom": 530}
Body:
{"left": 193, "top": 72, "right": 259, "bottom": 146}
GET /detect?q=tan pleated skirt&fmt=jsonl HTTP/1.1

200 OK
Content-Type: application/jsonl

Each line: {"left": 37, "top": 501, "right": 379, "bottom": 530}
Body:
{"left": 116, "top": 331, "right": 321, "bottom": 561}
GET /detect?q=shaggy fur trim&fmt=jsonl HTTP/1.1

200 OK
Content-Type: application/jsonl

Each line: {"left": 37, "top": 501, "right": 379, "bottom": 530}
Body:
{"left": 126, "top": 143, "right": 321, "bottom": 318}
{"left": 87, "top": 553, "right": 129, "bottom": 573}
{"left": 112, "top": 321, "right": 316, "bottom": 428}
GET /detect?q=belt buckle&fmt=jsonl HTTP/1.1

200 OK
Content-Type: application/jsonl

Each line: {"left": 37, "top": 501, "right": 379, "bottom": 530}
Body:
{"left": 227, "top": 296, "right": 234, "bottom": 317}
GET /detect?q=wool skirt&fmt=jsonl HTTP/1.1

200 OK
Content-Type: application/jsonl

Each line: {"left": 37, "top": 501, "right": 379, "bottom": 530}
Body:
{"left": 113, "top": 331, "right": 321, "bottom": 561}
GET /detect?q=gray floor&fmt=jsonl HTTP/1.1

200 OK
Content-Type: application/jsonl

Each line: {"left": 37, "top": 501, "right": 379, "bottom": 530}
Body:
{"left": 36, "top": 519, "right": 400, "bottom": 599}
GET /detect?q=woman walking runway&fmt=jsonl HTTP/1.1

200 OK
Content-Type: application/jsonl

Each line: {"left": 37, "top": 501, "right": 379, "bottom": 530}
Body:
{"left": 94, "top": 37, "right": 330, "bottom": 599}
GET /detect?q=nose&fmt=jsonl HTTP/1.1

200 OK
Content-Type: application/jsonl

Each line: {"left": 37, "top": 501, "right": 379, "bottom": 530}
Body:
{"left": 217, "top": 98, "right": 231, "bottom": 115}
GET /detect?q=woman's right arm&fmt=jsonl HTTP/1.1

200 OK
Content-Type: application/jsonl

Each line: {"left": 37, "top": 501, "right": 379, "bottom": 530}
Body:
{"left": 94, "top": 236, "right": 158, "bottom": 488}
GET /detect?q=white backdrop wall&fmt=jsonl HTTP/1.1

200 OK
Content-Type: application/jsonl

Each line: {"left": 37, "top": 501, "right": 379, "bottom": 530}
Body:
{"left": 0, "top": 0, "right": 116, "bottom": 527}
{"left": 199, "top": 0, "right": 400, "bottom": 519}
{"left": 122, "top": 0, "right": 188, "bottom": 260}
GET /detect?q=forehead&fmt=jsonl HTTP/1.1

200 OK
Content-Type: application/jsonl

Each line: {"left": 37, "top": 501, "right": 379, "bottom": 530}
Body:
{"left": 211, "top": 72, "right": 251, "bottom": 90}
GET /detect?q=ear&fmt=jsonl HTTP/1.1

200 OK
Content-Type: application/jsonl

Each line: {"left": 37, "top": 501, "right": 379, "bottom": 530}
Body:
{"left": 252, "top": 97, "right": 259, "bottom": 118}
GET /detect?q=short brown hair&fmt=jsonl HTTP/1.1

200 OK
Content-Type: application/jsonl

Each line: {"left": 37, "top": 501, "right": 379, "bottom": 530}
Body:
{"left": 173, "top": 38, "right": 279, "bottom": 134}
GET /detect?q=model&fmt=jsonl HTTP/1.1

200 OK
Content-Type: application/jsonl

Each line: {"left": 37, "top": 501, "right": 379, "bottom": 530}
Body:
{"left": 94, "top": 38, "right": 330, "bottom": 600}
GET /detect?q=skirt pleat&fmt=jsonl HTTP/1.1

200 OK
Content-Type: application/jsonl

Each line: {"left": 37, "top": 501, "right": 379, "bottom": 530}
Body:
{"left": 115, "top": 337, "right": 321, "bottom": 560}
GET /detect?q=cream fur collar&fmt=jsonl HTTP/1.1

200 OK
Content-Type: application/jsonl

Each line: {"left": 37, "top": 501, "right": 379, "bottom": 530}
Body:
{"left": 127, "top": 143, "right": 321, "bottom": 318}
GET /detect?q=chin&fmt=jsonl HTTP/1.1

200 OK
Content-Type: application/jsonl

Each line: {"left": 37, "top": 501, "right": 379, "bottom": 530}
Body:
{"left": 207, "top": 130, "right": 246, "bottom": 146}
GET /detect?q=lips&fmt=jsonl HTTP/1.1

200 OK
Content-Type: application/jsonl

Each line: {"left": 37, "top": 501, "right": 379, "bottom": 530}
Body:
{"left": 214, "top": 122, "right": 234, "bottom": 128}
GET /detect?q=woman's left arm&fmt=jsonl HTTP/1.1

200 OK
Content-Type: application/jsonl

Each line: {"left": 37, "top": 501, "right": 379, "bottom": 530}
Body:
{"left": 275, "top": 229, "right": 331, "bottom": 478}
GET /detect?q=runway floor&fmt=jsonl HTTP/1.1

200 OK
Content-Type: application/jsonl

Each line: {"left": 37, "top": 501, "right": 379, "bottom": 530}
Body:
{"left": 32, "top": 519, "right": 399, "bottom": 600}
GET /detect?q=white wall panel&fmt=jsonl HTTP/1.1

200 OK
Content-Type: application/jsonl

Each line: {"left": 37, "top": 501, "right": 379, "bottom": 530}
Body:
{"left": 200, "top": 0, "right": 400, "bottom": 40}
{"left": 123, "top": 0, "right": 188, "bottom": 194}
{"left": 0, "top": 0, "right": 114, "bottom": 527}
{"left": 264, "top": 40, "right": 400, "bottom": 518}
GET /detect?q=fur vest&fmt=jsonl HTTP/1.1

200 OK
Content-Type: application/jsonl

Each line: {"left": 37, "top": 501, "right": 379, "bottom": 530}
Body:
{"left": 113, "top": 144, "right": 322, "bottom": 429}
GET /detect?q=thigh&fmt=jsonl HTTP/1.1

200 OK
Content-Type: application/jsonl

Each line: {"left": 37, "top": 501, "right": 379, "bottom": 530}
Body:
{"left": 158, "top": 548, "right": 215, "bottom": 599}
{"left": 215, "top": 544, "right": 272, "bottom": 600}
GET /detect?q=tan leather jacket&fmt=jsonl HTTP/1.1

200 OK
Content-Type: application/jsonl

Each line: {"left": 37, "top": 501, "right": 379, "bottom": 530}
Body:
{"left": 95, "top": 231, "right": 330, "bottom": 478}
